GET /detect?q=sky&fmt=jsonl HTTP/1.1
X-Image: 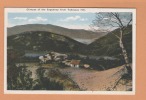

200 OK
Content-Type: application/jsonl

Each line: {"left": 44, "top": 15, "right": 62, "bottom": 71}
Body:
{"left": 8, "top": 13, "right": 96, "bottom": 30}
{"left": 8, "top": 12, "right": 133, "bottom": 31}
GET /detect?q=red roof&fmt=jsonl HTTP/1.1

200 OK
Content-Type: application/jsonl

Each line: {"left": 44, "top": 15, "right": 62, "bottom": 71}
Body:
{"left": 70, "top": 60, "right": 80, "bottom": 65}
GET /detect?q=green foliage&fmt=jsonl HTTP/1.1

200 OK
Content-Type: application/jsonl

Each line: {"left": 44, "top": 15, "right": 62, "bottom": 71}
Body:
{"left": 86, "top": 25, "right": 132, "bottom": 62}
{"left": 34, "top": 67, "right": 80, "bottom": 90}
{"left": 7, "top": 65, "right": 64, "bottom": 90}
{"left": 7, "top": 49, "right": 25, "bottom": 64}
{"left": 7, "top": 63, "right": 79, "bottom": 90}
{"left": 81, "top": 57, "right": 125, "bottom": 70}
{"left": 7, "top": 49, "right": 33, "bottom": 90}
{"left": 7, "top": 31, "right": 85, "bottom": 53}
{"left": 33, "top": 67, "right": 64, "bottom": 90}
{"left": 7, "top": 64, "right": 33, "bottom": 90}
{"left": 121, "top": 73, "right": 132, "bottom": 80}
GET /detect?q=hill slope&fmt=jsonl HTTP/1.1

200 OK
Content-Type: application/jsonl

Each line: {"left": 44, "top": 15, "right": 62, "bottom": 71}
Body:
{"left": 85, "top": 25, "right": 132, "bottom": 61}
{"left": 7, "top": 24, "right": 107, "bottom": 44}
{"left": 7, "top": 31, "right": 86, "bottom": 53}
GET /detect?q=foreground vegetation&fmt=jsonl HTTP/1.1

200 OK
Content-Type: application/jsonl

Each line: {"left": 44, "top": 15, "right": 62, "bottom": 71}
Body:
{"left": 7, "top": 49, "right": 80, "bottom": 90}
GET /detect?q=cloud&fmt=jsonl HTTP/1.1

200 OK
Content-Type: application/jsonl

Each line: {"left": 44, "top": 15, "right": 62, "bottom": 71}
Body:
{"left": 60, "top": 16, "right": 80, "bottom": 22}
{"left": 13, "top": 17, "right": 28, "bottom": 20}
{"left": 60, "top": 15, "right": 88, "bottom": 22}
{"left": 28, "top": 17, "right": 48, "bottom": 22}
{"left": 103, "top": 18, "right": 109, "bottom": 20}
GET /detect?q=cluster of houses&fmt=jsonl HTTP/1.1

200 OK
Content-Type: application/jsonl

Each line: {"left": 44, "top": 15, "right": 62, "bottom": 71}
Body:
{"left": 39, "top": 51, "right": 90, "bottom": 69}
{"left": 62, "top": 60, "right": 90, "bottom": 68}
{"left": 39, "top": 51, "right": 67, "bottom": 63}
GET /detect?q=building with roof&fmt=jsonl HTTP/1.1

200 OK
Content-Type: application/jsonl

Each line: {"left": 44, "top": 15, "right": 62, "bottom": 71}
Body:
{"left": 70, "top": 60, "right": 81, "bottom": 68}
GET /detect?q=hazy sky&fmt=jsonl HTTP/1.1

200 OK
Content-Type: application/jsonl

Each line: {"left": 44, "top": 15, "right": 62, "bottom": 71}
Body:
{"left": 8, "top": 12, "right": 133, "bottom": 31}
{"left": 8, "top": 13, "right": 96, "bottom": 30}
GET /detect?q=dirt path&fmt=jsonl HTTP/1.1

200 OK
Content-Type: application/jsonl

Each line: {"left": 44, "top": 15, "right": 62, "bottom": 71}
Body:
{"left": 16, "top": 62, "right": 132, "bottom": 91}
{"left": 59, "top": 66, "right": 130, "bottom": 91}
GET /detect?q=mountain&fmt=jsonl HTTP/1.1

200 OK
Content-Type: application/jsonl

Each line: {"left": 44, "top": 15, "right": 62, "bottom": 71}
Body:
{"left": 7, "top": 24, "right": 107, "bottom": 44}
{"left": 7, "top": 31, "right": 86, "bottom": 53}
{"left": 85, "top": 25, "right": 132, "bottom": 61}
{"left": 7, "top": 24, "right": 132, "bottom": 61}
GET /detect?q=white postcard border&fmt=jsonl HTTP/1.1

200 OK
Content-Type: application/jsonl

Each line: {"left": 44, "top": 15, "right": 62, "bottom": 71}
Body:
{"left": 4, "top": 8, "right": 136, "bottom": 95}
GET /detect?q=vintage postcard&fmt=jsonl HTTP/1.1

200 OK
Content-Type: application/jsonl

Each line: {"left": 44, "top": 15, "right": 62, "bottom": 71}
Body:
{"left": 4, "top": 8, "right": 136, "bottom": 94}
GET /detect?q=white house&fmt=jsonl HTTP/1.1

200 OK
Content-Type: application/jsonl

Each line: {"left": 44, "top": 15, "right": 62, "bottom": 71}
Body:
{"left": 70, "top": 60, "right": 81, "bottom": 68}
